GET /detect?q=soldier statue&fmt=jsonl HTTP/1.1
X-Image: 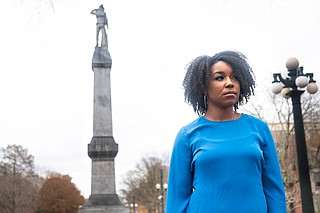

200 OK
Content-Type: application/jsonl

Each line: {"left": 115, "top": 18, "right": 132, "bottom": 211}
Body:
{"left": 91, "top": 5, "right": 108, "bottom": 47}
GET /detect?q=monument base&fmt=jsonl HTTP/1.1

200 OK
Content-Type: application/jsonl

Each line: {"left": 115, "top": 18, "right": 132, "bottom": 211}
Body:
{"left": 79, "top": 194, "right": 129, "bottom": 213}
{"left": 87, "top": 194, "right": 123, "bottom": 206}
{"left": 79, "top": 205, "right": 129, "bottom": 213}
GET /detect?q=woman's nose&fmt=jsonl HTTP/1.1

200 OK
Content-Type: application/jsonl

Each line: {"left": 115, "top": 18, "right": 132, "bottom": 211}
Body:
{"left": 225, "top": 77, "right": 234, "bottom": 88}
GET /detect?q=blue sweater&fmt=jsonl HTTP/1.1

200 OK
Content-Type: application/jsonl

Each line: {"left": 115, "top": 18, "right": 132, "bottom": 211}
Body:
{"left": 166, "top": 114, "right": 286, "bottom": 213}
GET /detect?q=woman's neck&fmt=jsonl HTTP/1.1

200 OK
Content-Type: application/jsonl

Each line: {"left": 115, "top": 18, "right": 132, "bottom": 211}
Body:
{"left": 204, "top": 108, "right": 237, "bottom": 121}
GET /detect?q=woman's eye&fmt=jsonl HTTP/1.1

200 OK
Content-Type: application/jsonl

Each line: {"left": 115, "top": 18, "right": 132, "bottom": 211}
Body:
{"left": 215, "top": 76, "right": 224, "bottom": 80}
{"left": 232, "top": 76, "right": 238, "bottom": 81}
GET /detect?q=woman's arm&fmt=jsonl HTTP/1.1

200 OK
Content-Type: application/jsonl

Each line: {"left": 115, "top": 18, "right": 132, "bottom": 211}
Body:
{"left": 166, "top": 127, "right": 193, "bottom": 213}
{"left": 261, "top": 123, "right": 287, "bottom": 213}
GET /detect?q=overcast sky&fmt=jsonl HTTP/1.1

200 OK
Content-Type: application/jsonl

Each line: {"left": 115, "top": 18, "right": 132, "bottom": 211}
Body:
{"left": 0, "top": 0, "right": 319, "bottom": 198}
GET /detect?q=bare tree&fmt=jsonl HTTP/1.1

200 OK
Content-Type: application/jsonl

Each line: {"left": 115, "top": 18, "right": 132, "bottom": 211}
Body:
{"left": 0, "top": 144, "right": 42, "bottom": 213}
{"left": 121, "top": 155, "right": 169, "bottom": 213}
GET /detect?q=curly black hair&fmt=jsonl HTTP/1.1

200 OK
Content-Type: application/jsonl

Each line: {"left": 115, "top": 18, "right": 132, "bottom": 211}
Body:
{"left": 183, "top": 50, "right": 256, "bottom": 115}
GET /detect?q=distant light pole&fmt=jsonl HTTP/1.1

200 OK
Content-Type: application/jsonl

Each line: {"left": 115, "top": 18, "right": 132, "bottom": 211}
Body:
{"left": 130, "top": 195, "right": 138, "bottom": 213}
{"left": 156, "top": 169, "right": 168, "bottom": 213}
{"left": 271, "top": 57, "right": 318, "bottom": 213}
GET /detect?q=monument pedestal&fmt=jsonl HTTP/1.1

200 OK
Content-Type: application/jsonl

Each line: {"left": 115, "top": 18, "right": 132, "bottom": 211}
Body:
{"left": 79, "top": 137, "right": 128, "bottom": 213}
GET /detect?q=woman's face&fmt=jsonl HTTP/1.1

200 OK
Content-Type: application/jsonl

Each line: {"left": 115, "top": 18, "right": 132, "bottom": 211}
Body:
{"left": 206, "top": 61, "right": 240, "bottom": 110}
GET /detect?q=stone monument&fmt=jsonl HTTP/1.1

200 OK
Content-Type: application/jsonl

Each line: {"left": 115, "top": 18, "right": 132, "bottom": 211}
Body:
{"left": 79, "top": 5, "right": 129, "bottom": 213}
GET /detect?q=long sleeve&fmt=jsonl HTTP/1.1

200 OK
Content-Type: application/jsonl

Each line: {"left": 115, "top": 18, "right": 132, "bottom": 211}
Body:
{"left": 166, "top": 127, "right": 193, "bottom": 213}
{"left": 261, "top": 123, "right": 287, "bottom": 213}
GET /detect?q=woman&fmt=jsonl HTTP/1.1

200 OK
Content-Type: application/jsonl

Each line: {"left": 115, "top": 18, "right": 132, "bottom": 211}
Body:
{"left": 166, "top": 51, "right": 286, "bottom": 213}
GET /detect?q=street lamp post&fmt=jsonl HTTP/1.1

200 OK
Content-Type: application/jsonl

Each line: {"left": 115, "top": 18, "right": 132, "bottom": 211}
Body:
{"left": 156, "top": 169, "right": 168, "bottom": 213}
{"left": 271, "top": 57, "right": 318, "bottom": 213}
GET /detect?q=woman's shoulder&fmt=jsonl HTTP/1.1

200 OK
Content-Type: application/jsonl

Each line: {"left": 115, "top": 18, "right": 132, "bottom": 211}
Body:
{"left": 183, "top": 116, "right": 205, "bottom": 128}
{"left": 240, "top": 113, "right": 271, "bottom": 136}
{"left": 241, "top": 113, "right": 267, "bottom": 125}
{"left": 177, "top": 117, "right": 204, "bottom": 135}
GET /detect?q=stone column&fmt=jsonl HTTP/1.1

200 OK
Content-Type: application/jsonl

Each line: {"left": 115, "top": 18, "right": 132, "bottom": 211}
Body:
{"left": 87, "top": 48, "right": 120, "bottom": 205}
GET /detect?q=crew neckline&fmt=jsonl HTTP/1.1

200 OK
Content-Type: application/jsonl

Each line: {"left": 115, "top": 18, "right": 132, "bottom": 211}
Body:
{"left": 201, "top": 113, "right": 244, "bottom": 123}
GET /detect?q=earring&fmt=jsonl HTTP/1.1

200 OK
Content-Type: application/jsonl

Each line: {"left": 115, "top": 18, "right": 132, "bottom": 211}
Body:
{"left": 203, "top": 95, "right": 207, "bottom": 109}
